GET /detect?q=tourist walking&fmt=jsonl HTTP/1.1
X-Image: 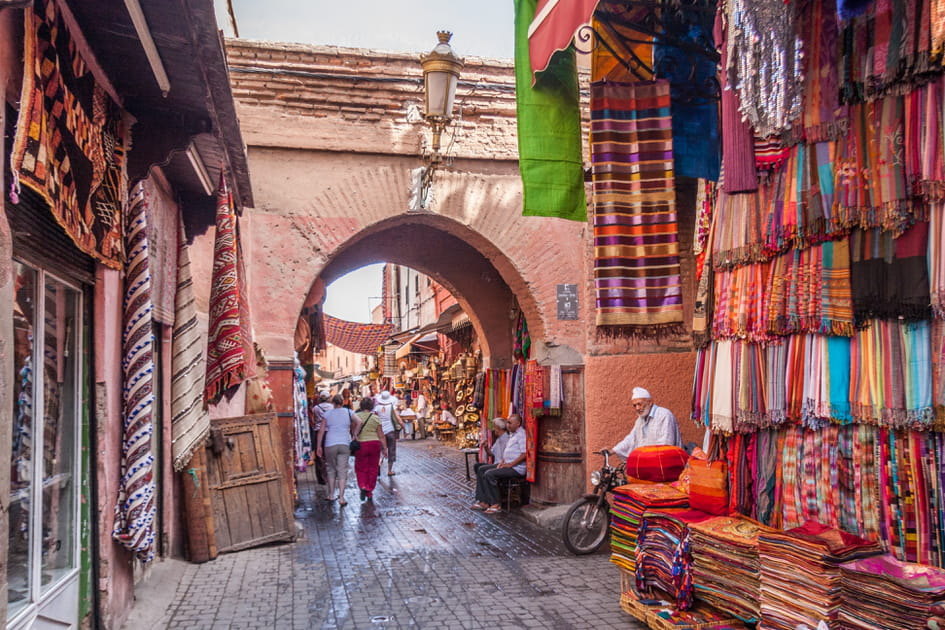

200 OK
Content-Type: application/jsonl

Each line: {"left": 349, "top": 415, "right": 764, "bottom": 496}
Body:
{"left": 353, "top": 397, "right": 387, "bottom": 502}
{"left": 316, "top": 395, "right": 361, "bottom": 506}
{"left": 374, "top": 390, "right": 402, "bottom": 476}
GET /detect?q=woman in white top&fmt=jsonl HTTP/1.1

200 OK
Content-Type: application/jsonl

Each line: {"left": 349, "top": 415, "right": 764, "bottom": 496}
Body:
{"left": 316, "top": 394, "right": 361, "bottom": 506}
{"left": 373, "top": 390, "right": 402, "bottom": 476}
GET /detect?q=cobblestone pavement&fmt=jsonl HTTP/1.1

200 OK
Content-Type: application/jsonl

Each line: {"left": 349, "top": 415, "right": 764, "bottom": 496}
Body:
{"left": 155, "top": 438, "right": 644, "bottom": 629}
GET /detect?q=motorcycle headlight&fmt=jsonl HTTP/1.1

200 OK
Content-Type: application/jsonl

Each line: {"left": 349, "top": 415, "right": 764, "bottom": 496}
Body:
{"left": 590, "top": 470, "right": 602, "bottom": 486}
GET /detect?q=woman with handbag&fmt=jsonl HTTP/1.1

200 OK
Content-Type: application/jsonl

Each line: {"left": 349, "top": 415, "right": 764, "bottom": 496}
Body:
{"left": 316, "top": 394, "right": 362, "bottom": 507}
{"left": 373, "top": 390, "right": 403, "bottom": 476}
{"left": 353, "top": 397, "right": 388, "bottom": 501}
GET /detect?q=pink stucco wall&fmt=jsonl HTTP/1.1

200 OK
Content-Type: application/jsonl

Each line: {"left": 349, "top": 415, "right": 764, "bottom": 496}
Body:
{"left": 93, "top": 266, "right": 134, "bottom": 630}
{"left": 585, "top": 352, "right": 706, "bottom": 474}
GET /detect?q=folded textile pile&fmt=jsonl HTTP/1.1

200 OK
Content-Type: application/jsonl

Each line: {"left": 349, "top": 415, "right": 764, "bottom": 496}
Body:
{"left": 838, "top": 554, "right": 945, "bottom": 629}
{"left": 610, "top": 483, "right": 689, "bottom": 572}
{"left": 690, "top": 515, "right": 773, "bottom": 623}
{"left": 636, "top": 508, "right": 714, "bottom": 609}
{"left": 619, "top": 585, "right": 751, "bottom": 630}
{"left": 759, "top": 521, "right": 883, "bottom": 629}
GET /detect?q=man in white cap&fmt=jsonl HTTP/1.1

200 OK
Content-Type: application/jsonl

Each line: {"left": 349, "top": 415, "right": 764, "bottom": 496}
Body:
{"left": 610, "top": 387, "right": 682, "bottom": 460}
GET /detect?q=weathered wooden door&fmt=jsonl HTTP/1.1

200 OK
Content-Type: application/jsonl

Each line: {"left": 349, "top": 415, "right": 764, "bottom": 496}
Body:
{"left": 532, "top": 366, "right": 586, "bottom": 505}
{"left": 204, "top": 413, "right": 294, "bottom": 553}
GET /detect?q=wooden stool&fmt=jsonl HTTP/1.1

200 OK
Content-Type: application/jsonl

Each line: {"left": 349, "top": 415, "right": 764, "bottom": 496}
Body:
{"left": 497, "top": 477, "right": 529, "bottom": 511}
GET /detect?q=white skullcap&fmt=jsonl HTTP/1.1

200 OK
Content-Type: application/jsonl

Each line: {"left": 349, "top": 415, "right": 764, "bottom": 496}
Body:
{"left": 631, "top": 387, "right": 652, "bottom": 400}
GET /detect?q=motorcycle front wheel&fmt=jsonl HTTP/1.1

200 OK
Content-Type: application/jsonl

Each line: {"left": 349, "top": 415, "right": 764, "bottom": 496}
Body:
{"left": 561, "top": 495, "right": 611, "bottom": 555}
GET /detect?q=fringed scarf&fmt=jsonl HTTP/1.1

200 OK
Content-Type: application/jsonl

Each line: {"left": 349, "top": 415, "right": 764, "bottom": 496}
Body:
{"left": 205, "top": 175, "right": 248, "bottom": 404}
{"left": 711, "top": 190, "right": 768, "bottom": 270}
{"left": 591, "top": 79, "right": 684, "bottom": 335}
{"left": 851, "top": 222, "right": 932, "bottom": 322}
{"left": 112, "top": 183, "right": 157, "bottom": 562}
{"left": 850, "top": 319, "right": 935, "bottom": 427}
{"left": 797, "top": 0, "right": 848, "bottom": 142}
{"left": 908, "top": 78, "right": 945, "bottom": 201}
{"left": 764, "top": 142, "right": 844, "bottom": 255}
{"left": 712, "top": 262, "right": 770, "bottom": 342}
{"left": 841, "top": 0, "right": 940, "bottom": 103}
{"left": 171, "top": 219, "right": 210, "bottom": 471}
{"left": 766, "top": 240, "right": 855, "bottom": 337}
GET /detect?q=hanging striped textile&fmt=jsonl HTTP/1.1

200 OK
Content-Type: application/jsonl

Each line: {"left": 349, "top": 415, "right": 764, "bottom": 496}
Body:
{"left": 171, "top": 218, "right": 210, "bottom": 471}
{"left": 205, "top": 175, "right": 248, "bottom": 404}
{"left": 112, "top": 183, "right": 157, "bottom": 562}
{"left": 591, "top": 79, "right": 684, "bottom": 335}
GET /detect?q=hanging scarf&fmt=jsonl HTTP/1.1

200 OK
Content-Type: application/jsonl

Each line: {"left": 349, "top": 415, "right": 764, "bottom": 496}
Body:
{"left": 851, "top": 222, "right": 932, "bottom": 322}
{"left": 711, "top": 190, "right": 768, "bottom": 270}
{"left": 112, "top": 184, "right": 157, "bottom": 563}
{"left": 205, "top": 175, "right": 248, "bottom": 404}
{"left": 591, "top": 79, "right": 684, "bottom": 335}
{"left": 292, "top": 355, "right": 312, "bottom": 471}
{"left": 724, "top": 0, "right": 804, "bottom": 138}
{"left": 171, "top": 219, "right": 210, "bottom": 471}
{"left": 712, "top": 262, "right": 770, "bottom": 342}
{"left": 797, "top": 0, "right": 848, "bottom": 142}
{"left": 717, "top": 9, "right": 758, "bottom": 194}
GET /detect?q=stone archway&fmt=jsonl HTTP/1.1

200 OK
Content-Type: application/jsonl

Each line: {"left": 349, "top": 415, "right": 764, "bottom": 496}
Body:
{"left": 310, "top": 214, "right": 532, "bottom": 369}
{"left": 223, "top": 40, "right": 588, "bottom": 371}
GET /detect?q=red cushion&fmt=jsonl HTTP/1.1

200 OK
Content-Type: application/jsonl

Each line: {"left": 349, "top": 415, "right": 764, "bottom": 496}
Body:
{"left": 625, "top": 445, "right": 689, "bottom": 482}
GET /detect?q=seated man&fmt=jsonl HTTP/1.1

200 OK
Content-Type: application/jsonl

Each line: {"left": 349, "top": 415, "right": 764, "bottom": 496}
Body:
{"left": 610, "top": 387, "right": 682, "bottom": 460}
{"left": 470, "top": 414, "right": 526, "bottom": 514}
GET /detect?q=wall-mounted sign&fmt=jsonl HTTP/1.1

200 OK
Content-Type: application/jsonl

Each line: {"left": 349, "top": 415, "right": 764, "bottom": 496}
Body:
{"left": 556, "top": 284, "right": 578, "bottom": 320}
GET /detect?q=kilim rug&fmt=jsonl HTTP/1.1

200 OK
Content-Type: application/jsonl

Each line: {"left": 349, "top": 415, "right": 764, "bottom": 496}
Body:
{"left": 112, "top": 183, "right": 157, "bottom": 562}
{"left": 10, "top": 0, "right": 125, "bottom": 268}
{"left": 171, "top": 218, "right": 210, "bottom": 471}
{"left": 205, "top": 175, "right": 248, "bottom": 404}
{"left": 591, "top": 79, "right": 684, "bottom": 335}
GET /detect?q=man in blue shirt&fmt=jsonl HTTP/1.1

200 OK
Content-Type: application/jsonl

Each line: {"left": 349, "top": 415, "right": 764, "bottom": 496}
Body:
{"left": 470, "top": 414, "right": 526, "bottom": 514}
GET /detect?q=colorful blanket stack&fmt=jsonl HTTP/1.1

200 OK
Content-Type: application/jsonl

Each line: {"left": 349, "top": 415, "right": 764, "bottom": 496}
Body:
{"left": 636, "top": 508, "right": 714, "bottom": 609}
{"left": 838, "top": 555, "right": 945, "bottom": 629}
{"left": 610, "top": 483, "right": 689, "bottom": 573}
{"left": 758, "top": 521, "right": 883, "bottom": 629}
{"left": 690, "top": 515, "right": 772, "bottom": 623}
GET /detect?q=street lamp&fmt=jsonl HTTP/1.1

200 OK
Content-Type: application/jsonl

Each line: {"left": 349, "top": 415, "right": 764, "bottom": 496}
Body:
{"left": 412, "top": 31, "right": 464, "bottom": 211}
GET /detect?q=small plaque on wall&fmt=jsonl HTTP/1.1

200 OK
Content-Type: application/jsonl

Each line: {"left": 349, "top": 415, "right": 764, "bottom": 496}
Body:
{"left": 556, "top": 284, "right": 578, "bottom": 320}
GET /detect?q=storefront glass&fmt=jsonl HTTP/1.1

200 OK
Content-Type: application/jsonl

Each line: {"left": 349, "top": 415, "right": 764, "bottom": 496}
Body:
{"left": 7, "top": 262, "right": 81, "bottom": 619}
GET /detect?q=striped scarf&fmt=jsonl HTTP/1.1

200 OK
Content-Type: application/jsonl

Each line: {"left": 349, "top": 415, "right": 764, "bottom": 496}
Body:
{"left": 591, "top": 79, "right": 684, "bottom": 335}
{"left": 112, "top": 183, "right": 157, "bottom": 562}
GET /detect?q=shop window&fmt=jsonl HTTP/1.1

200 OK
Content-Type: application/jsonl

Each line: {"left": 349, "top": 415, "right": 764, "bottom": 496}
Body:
{"left": 8, "top": 261, "right": 81, "bottom": 620}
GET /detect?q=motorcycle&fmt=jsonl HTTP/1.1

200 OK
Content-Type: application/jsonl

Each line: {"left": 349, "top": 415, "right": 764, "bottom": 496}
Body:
{"left": 561, "top": 449, "right": 626, "bottom": 555}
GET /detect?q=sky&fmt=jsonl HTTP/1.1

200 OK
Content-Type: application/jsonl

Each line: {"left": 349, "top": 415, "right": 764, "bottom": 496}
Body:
{"left": 217, "top": 0, "right": 514, "bottom": 59}
{"left": 217, "top": 1, "right": 513, "bottom": 323}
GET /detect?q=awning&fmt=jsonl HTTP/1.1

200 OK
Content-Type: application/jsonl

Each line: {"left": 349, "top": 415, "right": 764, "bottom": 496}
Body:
{"left": 395, "top": 332, "right": 425, "bottom": 360}
{"left": 451, "top": 312, "right": 471, "bottom": 332}
{"left": 528, "top": 0, "right": 600, "bottom": 79}
{"left": 323, "top": 315, "right": 393, "bottom": 355}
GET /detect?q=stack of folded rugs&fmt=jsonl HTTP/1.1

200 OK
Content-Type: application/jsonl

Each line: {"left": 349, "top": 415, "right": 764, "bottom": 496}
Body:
{"left": 635, "top": 508, "right": 714, "bottom": 609}
{"left": 690, "top": 515, "right": 772, "bottom": 623}
{"left": 838, "top": 554, "right": 945, "bottom": 629}
{"left": 758, "top": 521, "right": 883, "bottom": 629}
{"left": 610, "top": 483, "right": 689, "bottom": 573}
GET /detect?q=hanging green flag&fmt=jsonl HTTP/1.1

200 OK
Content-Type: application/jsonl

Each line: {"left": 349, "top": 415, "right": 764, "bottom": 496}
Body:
{"left": 514, "top": 0, "right": 587, "bottom": 222}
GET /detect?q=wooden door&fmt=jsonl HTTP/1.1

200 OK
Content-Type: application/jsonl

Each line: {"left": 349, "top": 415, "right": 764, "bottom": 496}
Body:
{"left": 204, "top": 413, "right": 294, "bottom": 553}
{"left": 532, "top": 366, "right": 587, "bottom": 505}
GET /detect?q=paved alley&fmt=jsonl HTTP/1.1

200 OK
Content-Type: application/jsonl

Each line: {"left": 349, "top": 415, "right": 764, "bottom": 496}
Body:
{"left": 133, "top": 438, "right": 644, "bottom": 630}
